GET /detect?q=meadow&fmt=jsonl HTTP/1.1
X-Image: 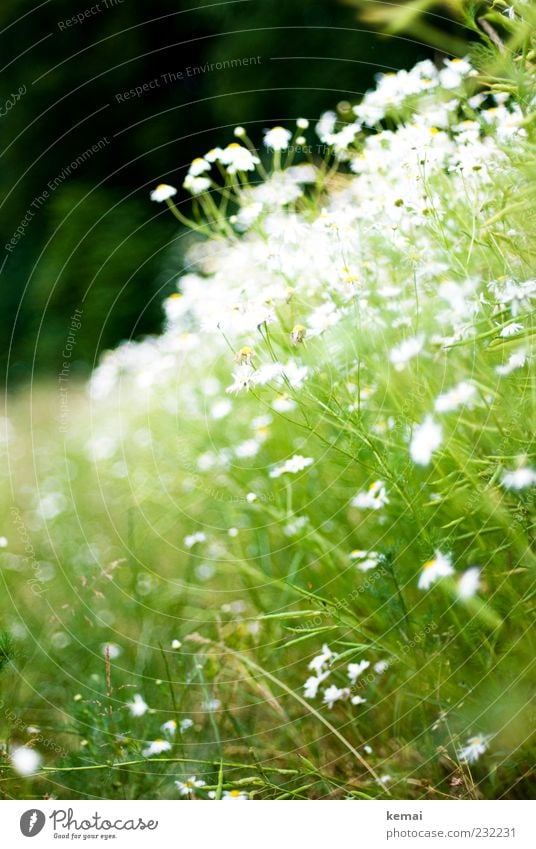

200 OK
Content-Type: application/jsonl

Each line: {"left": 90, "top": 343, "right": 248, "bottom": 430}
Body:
{"left": 1, "top": 0, "right": 535, "bottom": 800}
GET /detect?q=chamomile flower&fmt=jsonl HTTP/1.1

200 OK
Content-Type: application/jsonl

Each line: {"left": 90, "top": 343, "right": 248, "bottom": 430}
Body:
{"left": 351, "top": 481, "right": 389, "bottom": 510}
{"left": 220, "top": 143, "right": 260, "bottom": 174}
{"left": 350, "top": 549, "right": 381, "bottom": 571}
{"left": 126, "top": 693, "right": 149, "bottom": 717}
{"left": 410, "top": 417, "right": 443, "bottom": 466}
{"left": 269, "top": 454, "right": 313, "bottom": 478}
{"left": 10, "top": 746, "right": 42, "bottom": 776}
{"left": 457, "top": 567, "right": 481, "bottom": 599}
{"left": 222, "top": 790, "right": 249, "bottom": 800}
{"left": 434, "top": 381, "right": 476, "bottom": 413}
{"left": 175, "top": 776, "right": 206, "bottom": 796}
{"left": 458, "top": 734, "right": 491, "bottom": 764}
{"left": 142, "top": 739, "right": 172, "bottom": 757}
{"left": 501, "top": 466, "right": 536, "bottom": 490}
{"left": 264, "top": 126, "right": 292, "bottom": 151}
{"left": 418, "top": 551, "right": 454, "bottom": 590}
{"left": 150, "top": 183, "right": 177, "bottom": 202}
{"left": 161, "top": 720, "right": 177, "bottom": 736}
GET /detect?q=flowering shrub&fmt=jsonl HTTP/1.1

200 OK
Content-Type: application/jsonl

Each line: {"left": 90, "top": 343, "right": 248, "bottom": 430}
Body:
{"left": 2, "top": 9, "right": 535, "bottom": 799}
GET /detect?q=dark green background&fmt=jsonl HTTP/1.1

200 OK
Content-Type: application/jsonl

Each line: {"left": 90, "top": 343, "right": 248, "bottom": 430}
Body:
{"left": 0, "top": 0, "right": 431, "bottom": 384}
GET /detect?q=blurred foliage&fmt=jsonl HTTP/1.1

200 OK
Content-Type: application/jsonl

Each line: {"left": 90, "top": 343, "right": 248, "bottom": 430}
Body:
{"left": 346, "top": 0, "right": 536, "bottom": 58}
{"left": 0, "top": 0, "right": 431, "bottom": 385}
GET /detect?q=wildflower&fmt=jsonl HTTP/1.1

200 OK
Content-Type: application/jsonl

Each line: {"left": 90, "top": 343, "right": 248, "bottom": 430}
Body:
{"left": 496, "top": 351, "right": 526, "bottom": 376}
{"left": 269, "top": 455, "right": 313, "bottom": 478}
{"left": 150, "top": 183, "right": 177, "bottom": 202}
{"left": 0, "top": 537, "right": 7, "bottom": 547}
{"left": 347, "top": 660, "right": 370, "bottom": 683}
{"left": 234, "top": 346, "right": 254, "bottom": 365}
{"left": 183, "top": 174, "right": 211, "bottom": 195}
{"left": 501, "top": 466, "right": 536, "bottom": 490}
{"left": 180, "top": 718, "right": 194, "bottom": 733}
{"left": 246, "top": 492, "right": 257, "bottom": 503}
{"left": 323, "top": 685, "right": 350, "bottom": 709}
{"left": 220, "top": 143, "right": 259, "bottom": 174}
{"left": 434, "top": 381, "right": 475, "bottom": 413}
{"left": 350, "top": 549, "right": 381, "bottom": 571}
{"left": 308, "top": 643, "right": 336, "bottom": 674}
{"left": 290, "top": 324, "right": 306, "bottom": 346}
{"left": 374, "top": 660, "right": 389, "bottom": 674}
{"left": 457, "top": 568, "right": 481, "bottom": 600}
{"left": 142, "top": 739, "right": 172, "bottom": 757}
{"left": 161, "top": 720, "right": 177, "bottom": 736}
{"left": 126, "top": 693, "right": 149, "bottom": 717}
{"left": 351, "top": 481, "right": 389, "bottom": 511}
{"left": 10, "top": 746, "right": 41, "bottom": 776}
{"left": 296, "top": 118, "right": 309, "bottom": 129}
{"left": 418, "top": 551, "right": 454, "bottom": 590}
{"left": 351, "top": 695, "right": 367, "bottom": 706}
{"left": 234, "top": 126, "right": 246, "bottom": 137}
{"left": 303, "top": 672, "right": 329, "bottom": 699}
{"left": 389, "top": 336, "right": 424, "bottom": 371}
{"left": 458, "top": 734, "right": 491, "bottom": 765}
{"left": 226, "top": 364, "right": 256, "bottom": 393}
{"left": 500, "top": 322, "right": 523, "bottom": 337}
{"left": 184, "top": 531, "right": 206, "bottom": 549}
{"left": 175, "top": 776, "right": 206, "bottom": 796}
{"left": 188, "top": 157, "right": 211, "bottom": 177}
{"left": 171, "top": 639, "right": 182, "bottom": 649}
{"left": 264, "top": 126, "right": 292, "bottom": 151}
{"left": 222, "top": 790, "right": 249, "bottom": 800}
{"left": 410, "top": 417, "right": 443, "bottom": 466}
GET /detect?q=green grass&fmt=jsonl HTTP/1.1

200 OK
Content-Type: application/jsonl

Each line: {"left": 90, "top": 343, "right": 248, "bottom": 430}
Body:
{"left": 1, "top": 8, "right": 535, "bottom": 800}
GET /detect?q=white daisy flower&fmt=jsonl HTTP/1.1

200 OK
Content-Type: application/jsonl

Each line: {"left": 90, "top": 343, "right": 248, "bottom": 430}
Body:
{"left": 10, "top": 746, "right": 42, "bottom": 776}
{"left": 496, "top": 351, "right": 526, "bottom": 376}
{"left": 150, "top": 183, "right": 177, "bottom": 202}
{"left": 418, "top": 551, "right": 454, "bottom": 590}
{"left": 458, "top": 734, "right": 491, "bottom": 764}
{"left": 188, "top": 157, "right": 211, "bottom": 177}
{"left": 410, "top": 417, "right": 443, "bottom": 466}
{"left": 183, "top": 174, "right": 211, "bottom": 195}
{"left": 126, "top": 693, "right": 149, "bottom": 717}
{"left": 351, "top": 480, "right": 389, "bottom": 510}
{"left": 350, "top": 549, "right": 381, "bottom": 571}
{"left": 351, "top": 695, "right": 367, "bottom": 706}
{"left": 142, "top": 739, "right": 172, "bottom": 757}
{"left": 161, "top": 720, "right": 177, "bottom": 736}
{"left": 222, "top": 789, "right": 249, "bottom": 800}
{"left": 457, "top": 567, "right": 481, "bottom": 599}
{"left": 264, "top": 126, "right": 292, "bottom": 151}
{"left": 501, "top": 466, "right": 536, "bottom": 490}
{"left": 175, "top": 776, "right": 206, "bottom": 796}
{"left": 180, "top": 718, "right": 194, "bottom": 733}
{"left": 434, "top": 381, "right": 476, "bottom": 413}
{"left": 269, "top": 454, "right": 313, "bottom": 478}
{"left": 220, "top": 143, "right": 260, "bottom": 174}
{"left": 389, "top": 336, "right": 424, "bottom": 371}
